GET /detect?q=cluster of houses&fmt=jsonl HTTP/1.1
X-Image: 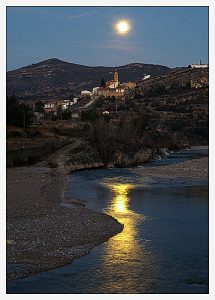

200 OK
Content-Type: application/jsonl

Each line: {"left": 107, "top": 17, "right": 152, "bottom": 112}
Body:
{"left": 29, "top": 70, "right": 142, "bottom": 119}
{"left": 43, "top": 98, "right": 79, "bottom": 113}
{"left": 24, "top": 62, "right": 209, "bottom": 121}
{"left": 188, "top": 61, "right": 209, "bottom": 69}
{"left": 81, "top": 70, "right": 140, "bottom": 100}
{"left": 23, "top": 98, "right": 80, "bottom": 120}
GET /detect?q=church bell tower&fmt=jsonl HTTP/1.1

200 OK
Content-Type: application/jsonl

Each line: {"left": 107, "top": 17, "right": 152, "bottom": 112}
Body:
{"left": 114, "top": 69, "right": 119, "bottom": 83}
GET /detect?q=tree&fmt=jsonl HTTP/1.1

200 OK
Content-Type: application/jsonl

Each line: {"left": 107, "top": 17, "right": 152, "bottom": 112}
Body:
{"left": 131, "top": 113, "right": 151, "bottom": 136}
{"left": 110, "top": 96, "right": 116, "bottom": 103}
{"left": 169, "top": 119, "right": 186, "bottom": 131}
{"left": 89, "top": 118, "right": 142, "bottom": 167}
{"left": 101, "top": 78, "right": 106, "bottom": 87}
{"left": 185, "top": 81, "right": 191, "bottom": 89}
{"left": 144, "top": 84, "right": 166, "bottom": 97}
{"left": 81, "top": 110, "right": 98, "bottom": 122}
{"left": 7, "top": 95, "right": 33, "bottom": 128}
{"left": 89, "top": 118, "right": 117, "bottom": 167}
{"left": 57, "top": 105, "right": 63, "bottom": 119}
{"left": 61, "top": 110, "right": 71, "bottom": 120}
{"left": 35, "top": 101, "right": 45, "bottom": 112}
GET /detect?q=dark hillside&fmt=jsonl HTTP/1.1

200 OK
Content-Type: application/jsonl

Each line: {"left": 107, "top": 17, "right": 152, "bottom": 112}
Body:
{"left": 91, "top": 67, "right": 209, "bottom": 145}
{"left": 7, "top": 58, "right": 171, "bottom": 101}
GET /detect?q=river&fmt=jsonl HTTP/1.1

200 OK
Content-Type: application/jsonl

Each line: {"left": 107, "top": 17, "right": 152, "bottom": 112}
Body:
{"left": 7, "top": 147, "right": 209, "bottom": 294}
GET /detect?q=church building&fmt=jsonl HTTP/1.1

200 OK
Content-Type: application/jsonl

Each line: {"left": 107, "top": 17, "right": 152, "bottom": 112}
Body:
{"left": 97, "top": 70, "right": 125, "bottom": 99}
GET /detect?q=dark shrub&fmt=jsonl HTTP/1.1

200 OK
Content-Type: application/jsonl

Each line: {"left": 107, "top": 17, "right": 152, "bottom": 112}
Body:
{"left": 7, "top": 95, "right": 33, "bottom": 128}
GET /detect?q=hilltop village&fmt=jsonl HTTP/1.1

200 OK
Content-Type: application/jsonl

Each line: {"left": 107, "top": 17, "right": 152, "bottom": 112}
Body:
{"left": 20, "top": 69, "right": 141, "bottom": 119}
{"left": 7, "top": 62, "right": 208, "bottom": 169}
{"left": 14, "top": 63, "right": 208, "bottom": 121}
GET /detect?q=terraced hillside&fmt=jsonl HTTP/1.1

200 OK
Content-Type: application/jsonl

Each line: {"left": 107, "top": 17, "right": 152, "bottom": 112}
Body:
{"left": 91, "top": 67, "right": 209, "bottom": 144}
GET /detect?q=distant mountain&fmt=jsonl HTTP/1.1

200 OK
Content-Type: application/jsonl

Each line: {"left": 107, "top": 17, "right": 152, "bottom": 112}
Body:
{"left": 7, "top": 58, "right": 171, "bottom": 101}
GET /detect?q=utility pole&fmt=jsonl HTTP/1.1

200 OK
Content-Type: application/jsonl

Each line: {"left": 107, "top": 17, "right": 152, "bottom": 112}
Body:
{"left": 23, "top": 107, "right": 26, "bottom": 129}
{"left": 115, "top": 98, "right": 118, "bottom": 115}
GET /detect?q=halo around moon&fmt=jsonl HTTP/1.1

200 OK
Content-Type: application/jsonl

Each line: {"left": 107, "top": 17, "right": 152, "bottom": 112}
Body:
{"left": 114, "top": 19, "right": 131, "bottom": 35}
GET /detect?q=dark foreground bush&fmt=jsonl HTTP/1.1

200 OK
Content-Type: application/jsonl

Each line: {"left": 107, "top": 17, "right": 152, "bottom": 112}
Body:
{"left": 7, "top": 95, "right": 33, "bottom": 128}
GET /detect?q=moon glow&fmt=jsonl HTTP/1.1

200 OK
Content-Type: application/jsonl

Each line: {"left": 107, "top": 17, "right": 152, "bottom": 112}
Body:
{"left": 115, "top": 20, "right": 131, "bottom": 35}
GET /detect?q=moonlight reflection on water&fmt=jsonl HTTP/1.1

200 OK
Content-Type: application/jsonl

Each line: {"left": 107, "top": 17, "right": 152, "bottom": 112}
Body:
{"left": 101, "top": 183, "right": 154, "bottom": 292}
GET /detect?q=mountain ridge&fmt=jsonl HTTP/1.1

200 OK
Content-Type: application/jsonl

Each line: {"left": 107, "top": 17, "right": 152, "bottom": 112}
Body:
{"left": 8, "top": 58, "right": 173, "bottom": 72}
{"left": 7, "top": 58, "right": 172, "bottom": 101}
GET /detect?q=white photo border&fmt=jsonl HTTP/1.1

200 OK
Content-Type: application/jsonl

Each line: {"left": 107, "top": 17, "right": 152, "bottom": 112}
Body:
{"left": 1, "top": 1, "right": 214, "bottom": 299}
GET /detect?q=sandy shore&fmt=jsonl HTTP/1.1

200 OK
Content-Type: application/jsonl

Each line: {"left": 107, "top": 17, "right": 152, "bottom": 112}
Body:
{"left": 7, "top": 165, "right": 123, "bottom": 281}
{"left": 133, "top": 157, "right": 208, "bottom": 180}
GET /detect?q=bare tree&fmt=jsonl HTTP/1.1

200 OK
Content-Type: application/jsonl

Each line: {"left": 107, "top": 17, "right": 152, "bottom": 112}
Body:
{"left": 89, "top": 118, "right": 117, "bottom": 167}
{"left": 89, "top": 117, "right": 140, "bottom": 166}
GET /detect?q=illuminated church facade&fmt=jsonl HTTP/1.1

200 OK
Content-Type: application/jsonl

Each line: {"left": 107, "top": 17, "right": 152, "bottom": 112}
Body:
{"left": 97, "top": 70, "right": 125, "bottom": 99}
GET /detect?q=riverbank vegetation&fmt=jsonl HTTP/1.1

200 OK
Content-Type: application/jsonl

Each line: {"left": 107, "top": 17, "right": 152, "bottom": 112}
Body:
{"left": 88, "top": 115, "right": 187, "bottom": 167}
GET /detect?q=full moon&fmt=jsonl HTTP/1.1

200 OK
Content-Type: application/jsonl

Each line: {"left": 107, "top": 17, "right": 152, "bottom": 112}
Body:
{"left": 115, "top": 20, "right": 131, "bottom": 35}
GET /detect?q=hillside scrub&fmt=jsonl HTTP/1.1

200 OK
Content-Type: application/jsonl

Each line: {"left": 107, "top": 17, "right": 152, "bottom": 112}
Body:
{"left": 88, "top": 115, "right": 186, "bottom": 167}
{"left": 89, "top": 118, "right": 142, "bottom": 167}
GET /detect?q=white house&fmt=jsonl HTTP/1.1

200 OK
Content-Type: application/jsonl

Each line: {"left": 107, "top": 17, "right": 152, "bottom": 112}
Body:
{"left": 73, "top": 97, "right": 79, "bottom": 104}
{"left": 72, "top": 113, "right": 80, "bottom": 119}
{"left": 92, "top": 87, "right": 100, "bottom": 95}
{"left": 62, "top": 100, "right": 72, "bottom": 110}
{"left": 102, "top": 111, "right": 110, "bottom": 115}
{"left": 44, "top": 102, "right": 55, "bottom": 109}
{"left": 189, "top": 64, "right": 208, "bottom": 69}
{"left": 81, "top": 90, "right": 92, "bottom": 97}
{"left": 142, "top": 74, "right": 151, "bottom": 80}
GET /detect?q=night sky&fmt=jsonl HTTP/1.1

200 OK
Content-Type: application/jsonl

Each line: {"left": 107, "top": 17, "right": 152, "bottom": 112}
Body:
{"left": 7, "top": 6, "right": 208, "bottom": 70}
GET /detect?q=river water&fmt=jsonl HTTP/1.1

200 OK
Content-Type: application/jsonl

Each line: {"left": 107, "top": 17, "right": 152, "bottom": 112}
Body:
{"left": 7, "top": 147, "right": 209, "bottom": 294}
